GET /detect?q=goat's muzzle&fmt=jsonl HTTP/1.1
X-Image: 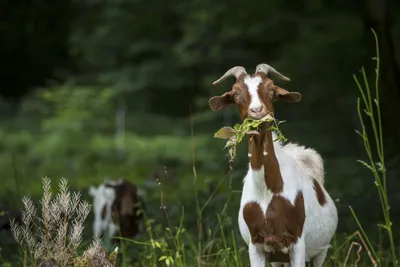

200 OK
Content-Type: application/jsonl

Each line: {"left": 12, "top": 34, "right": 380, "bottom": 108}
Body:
{"left": 248, "top": 106, "right": 271, "bottom": 120}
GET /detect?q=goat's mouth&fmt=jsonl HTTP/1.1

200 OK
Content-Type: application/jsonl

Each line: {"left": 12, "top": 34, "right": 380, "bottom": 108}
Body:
{"left": 247, "top": 113, "right": 268, "bottom": 120}
{"left": 245, "top": 113, "right": 275, "bottom": 132}
{"left": 247, "top": 113, "right": 274, "bottom": 122}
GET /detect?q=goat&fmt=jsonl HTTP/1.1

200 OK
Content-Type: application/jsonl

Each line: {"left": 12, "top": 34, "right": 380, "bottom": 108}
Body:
{"left": 89, "top": 178, "right": 145, "bottom": 240}
{"left": 208, "top": 64, "right": 338, "bottom": 267}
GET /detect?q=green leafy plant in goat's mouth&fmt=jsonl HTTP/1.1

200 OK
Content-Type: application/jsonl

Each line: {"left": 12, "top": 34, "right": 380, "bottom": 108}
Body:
{"left": 213, "top": 115, "right": 287, "bottom": 162}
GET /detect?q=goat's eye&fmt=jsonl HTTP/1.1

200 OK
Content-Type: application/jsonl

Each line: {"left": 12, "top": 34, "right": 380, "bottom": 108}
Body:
{"left": 269, "top": 87, "right": 276, "bottom": 98}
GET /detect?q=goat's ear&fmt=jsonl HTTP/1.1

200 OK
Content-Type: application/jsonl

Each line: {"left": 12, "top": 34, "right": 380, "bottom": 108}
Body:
{"left": 275, "top": 86, "right": 302, "bottom": 103}
{"left": 209, "top": 92, "right": 234, "bottom": 111}
{"left": 89, "top": 186, "right": 97, "bottom": 197}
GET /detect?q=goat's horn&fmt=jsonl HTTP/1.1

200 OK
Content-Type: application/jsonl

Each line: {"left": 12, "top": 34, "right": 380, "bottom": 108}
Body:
{"left": 213, "top": 66, "right": 247, "bottom": 85}
{"left": 255, "top": 63, "right": 291, "bottom": 81}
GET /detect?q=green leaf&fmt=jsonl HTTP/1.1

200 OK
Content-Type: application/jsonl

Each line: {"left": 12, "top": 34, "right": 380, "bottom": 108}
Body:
{"left": 376, "top": 162, "right": 386, "bottom": 172}
{"left": 214, "top": 127, "right": 235, "bottom": 139}
{"left": 159, "top": 256, "right": 167, "bottom": 261}
{"left": 213, "top": 114, "right": 287, "bottom": 163}
{"left": 154, "top": 241, "right": 161, "bottom": 248}
{"left": 356, "top": 160, "right": 374, "bottom": 171}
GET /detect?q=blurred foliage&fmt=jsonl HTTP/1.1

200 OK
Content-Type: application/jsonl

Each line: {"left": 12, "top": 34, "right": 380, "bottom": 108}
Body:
{"left": 1, "top": 0, "right": 400, "bottom": 265}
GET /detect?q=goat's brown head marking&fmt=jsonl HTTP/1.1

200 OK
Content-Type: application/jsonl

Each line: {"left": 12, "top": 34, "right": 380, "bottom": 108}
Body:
{"left": 209, "top": 64, "right": 302, "bottom": 120}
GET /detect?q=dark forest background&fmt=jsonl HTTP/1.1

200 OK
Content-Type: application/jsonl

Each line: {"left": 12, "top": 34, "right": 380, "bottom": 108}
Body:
{"left": 1, "top": 0, "right": 400, "bottom": 266}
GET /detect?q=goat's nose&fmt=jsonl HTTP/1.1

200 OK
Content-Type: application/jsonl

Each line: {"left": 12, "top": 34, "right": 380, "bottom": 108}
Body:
{"left": 250, "top": 106, "right": 264, "bottom": 113}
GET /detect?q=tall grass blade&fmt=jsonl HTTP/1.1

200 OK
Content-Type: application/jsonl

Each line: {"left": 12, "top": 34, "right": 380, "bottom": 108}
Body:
{"left": 352, "top": 28, "right": 397, "bottom": 267}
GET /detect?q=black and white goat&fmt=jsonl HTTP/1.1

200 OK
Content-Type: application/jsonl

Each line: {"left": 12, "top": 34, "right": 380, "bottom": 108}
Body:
{"left": 89, "top": 179, "right": 145, "bottom": 240}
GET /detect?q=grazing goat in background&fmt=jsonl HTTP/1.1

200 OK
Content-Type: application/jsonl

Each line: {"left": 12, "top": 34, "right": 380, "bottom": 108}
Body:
{"left": 208, "top": 64, "right": 338, "bottom": 267}
{"left": 89, "top": 179, "right": 145, "bottom": 240}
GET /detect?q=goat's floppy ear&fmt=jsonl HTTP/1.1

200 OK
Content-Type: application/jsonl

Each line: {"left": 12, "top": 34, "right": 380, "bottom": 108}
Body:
{"left": 89, "top": 186, "right": 97, "bottom": 197}
{"left": 275, "top": 86, "right": 302, "bottom": 102}
{"left": 209, "top": 92, "right": 234, "bottom": 111}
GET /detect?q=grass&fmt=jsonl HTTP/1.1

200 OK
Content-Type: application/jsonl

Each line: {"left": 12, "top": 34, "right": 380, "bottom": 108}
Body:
{"left": 1, "top": 28, "right": 397, "bottom": 267}
{"left": 348, "top": 28, "right": 397, "bottom": 267}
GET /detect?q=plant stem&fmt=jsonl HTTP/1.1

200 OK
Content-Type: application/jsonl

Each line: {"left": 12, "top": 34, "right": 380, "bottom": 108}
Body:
{"left": 352, "top": 28, "right": 397, "bottom": 267}
{"left": 189, "top": 105, "right": 202, "bottom": 264}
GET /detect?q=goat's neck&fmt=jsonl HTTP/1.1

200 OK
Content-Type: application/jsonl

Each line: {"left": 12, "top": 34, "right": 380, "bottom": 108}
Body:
{"left": 248, "top": 130, "right": 283, "bottom": 193}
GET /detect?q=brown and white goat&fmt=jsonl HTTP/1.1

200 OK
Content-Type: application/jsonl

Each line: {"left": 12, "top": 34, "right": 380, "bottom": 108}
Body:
{"left": 89, "top": 179, "right": 145, "bottom": 240}
{"left": 209, "top": 64, "right": 338, "bottom": 267}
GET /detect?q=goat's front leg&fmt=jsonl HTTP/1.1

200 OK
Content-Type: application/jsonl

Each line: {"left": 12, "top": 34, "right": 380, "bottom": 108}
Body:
{"left": 312, "top": 247, "right": 329, "bottom": 267}
{"left": 271, "top": 263, "right": 288, "bottom": 267}
{"left": 290, "top": 237, "right": 306, "bottom": 267}
{"left": 249, "top": 243, "right": 266, "bottom": 267}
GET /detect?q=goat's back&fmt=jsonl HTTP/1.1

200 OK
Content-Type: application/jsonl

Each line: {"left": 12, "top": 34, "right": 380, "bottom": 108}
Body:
{"left": 282, "top": 142, "right": 325, "bottom": 185}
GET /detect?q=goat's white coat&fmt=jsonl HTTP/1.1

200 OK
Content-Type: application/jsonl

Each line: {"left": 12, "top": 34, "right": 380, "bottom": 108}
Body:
{"left": 245, "top": 76, "right": 263, "bottom": 111}
{"left": 89, "top": 183, "right": 119, "bottom": 237}
{"left": 238, "top": 132, "right": 338, "bottom": 267}
{"left": 283, "top": 143, "right": 325, "bottom": 185}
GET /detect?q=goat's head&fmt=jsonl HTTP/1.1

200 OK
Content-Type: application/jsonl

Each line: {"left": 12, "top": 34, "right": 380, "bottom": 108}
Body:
{"left": 209, "top": 64, "right": 302, "bottom": 122}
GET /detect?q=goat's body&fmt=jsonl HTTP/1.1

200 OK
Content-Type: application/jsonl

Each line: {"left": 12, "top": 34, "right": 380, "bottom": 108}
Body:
{"left": 238, "top": 133, "right": 338, "bottom": 267}
{"left": 91, "top": 183, "right": 119, "bottom": 237}
{"left": 208, "top": 64, "right": 337, "bottom": 267}
{"left": 89, "top": 179, "right": 145, "bottom": 240}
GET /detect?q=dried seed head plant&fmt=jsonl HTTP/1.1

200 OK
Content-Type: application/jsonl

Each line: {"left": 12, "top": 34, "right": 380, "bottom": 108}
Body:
{"left": 10, "top": 177, "right": 118, "bottom": 267}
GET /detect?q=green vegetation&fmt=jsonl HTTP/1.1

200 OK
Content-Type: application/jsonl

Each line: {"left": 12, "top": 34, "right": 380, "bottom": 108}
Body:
{"left": 349, "top": 29, "right": 397, "bottom": 267}
{"left": 213, "top": 115, "right": 285, "bottom": 162}
{"left": 2, "top": 0, "right": 400, "bottom": 266}
{"left": 1, "top": 31, "right": 397, "bottom": 267}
